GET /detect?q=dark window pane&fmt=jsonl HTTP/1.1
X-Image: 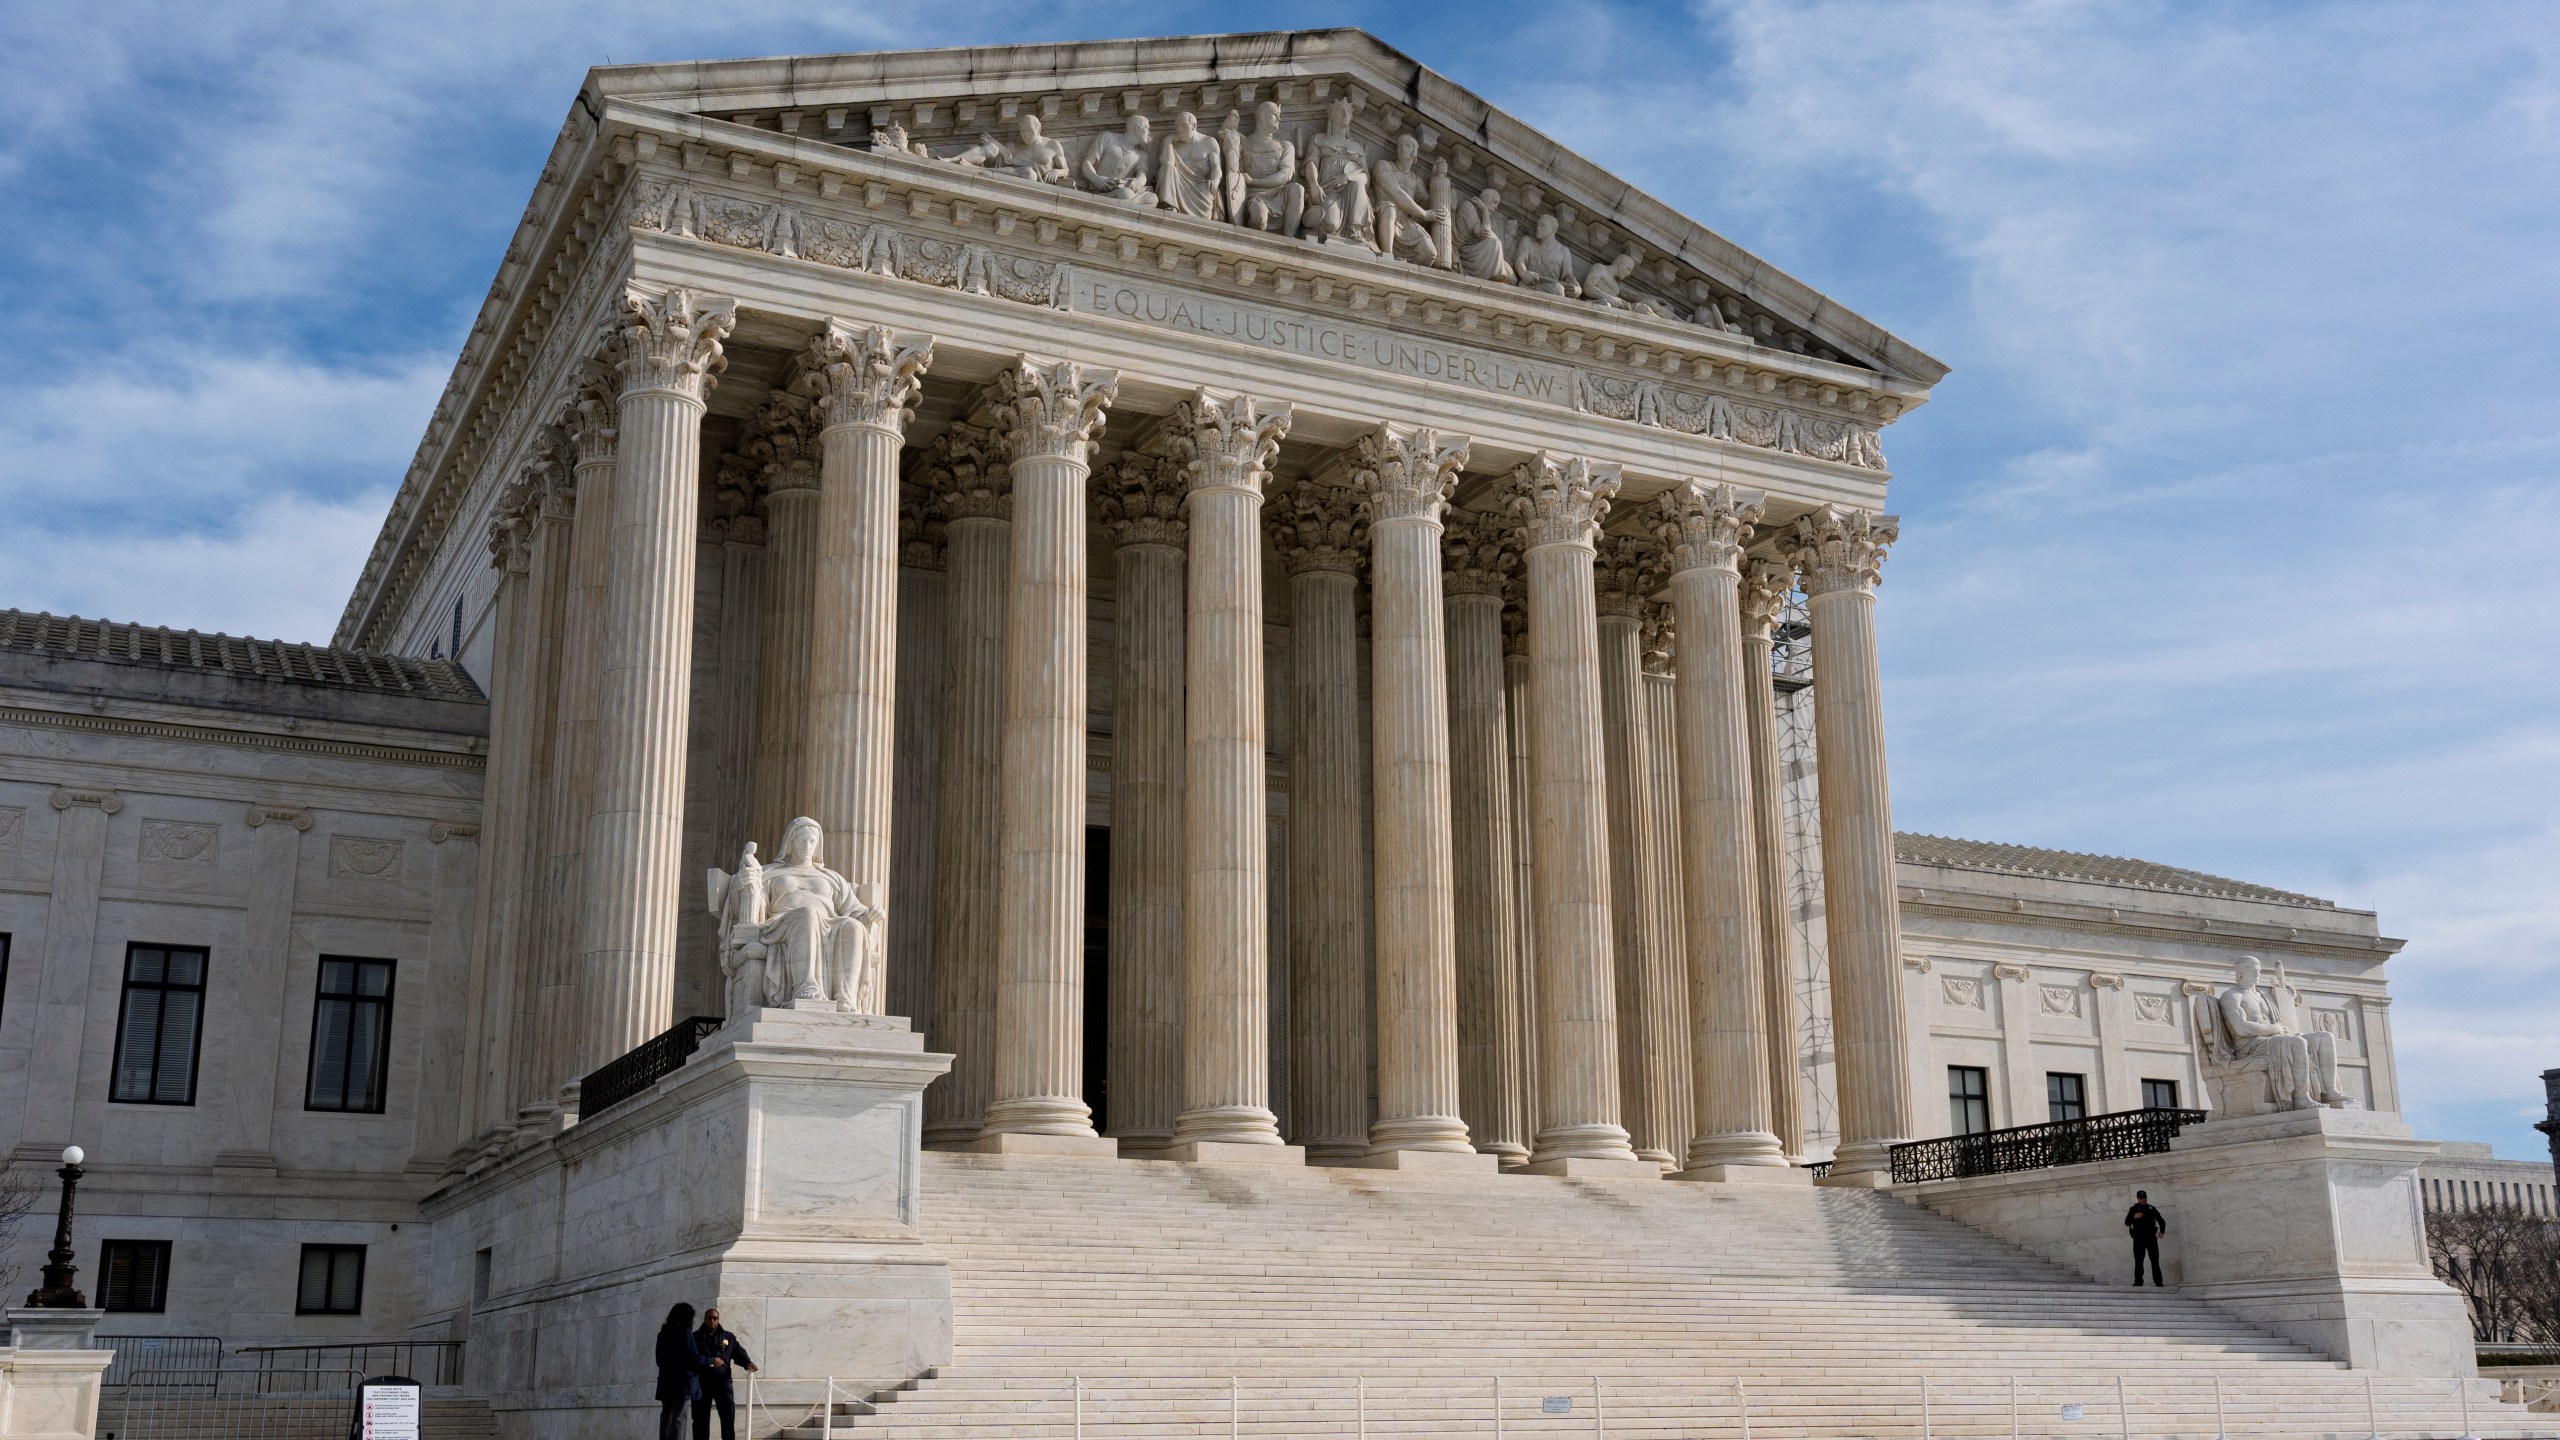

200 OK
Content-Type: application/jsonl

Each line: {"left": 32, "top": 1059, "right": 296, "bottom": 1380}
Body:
{"left": 305, "top": 960, "right": 393, "bottom": 1113}
{"left": 2046, "top": 1072, "right": 2086, "bottom": 1123}
{"left": 153, "top": 990, "right": 199, "bottom": 1101}
{"left": 319, "top": 960, "right": 354, "bottom": 994}
{"left": 114, "top": 992, "right": 164, "bottom": 1101}
{"left": 357, "top": 962, "right": 391, "bottom": 998}
{"left": 165, "top": 951, "right": 203, "bottom": 986}
{"left": 298, "top": 1246, "right": 364, "bottom": 1314}
{"left": 2142, "top": 1078, "right": 2179, "bottom": 1110}
{"left": 128, "top": 948, "right": 166, "bottom": 984}
{"left": 100, "top": 1241, "right": 171, "bottom": 1313}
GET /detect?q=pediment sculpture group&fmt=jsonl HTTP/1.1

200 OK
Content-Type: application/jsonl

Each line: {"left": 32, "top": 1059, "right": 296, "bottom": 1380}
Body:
{"left": 873, "top": 100, "right": 1744, "bottom": 334}
{"left": 704, "top": 817, "right": 885, "bottom": 1016}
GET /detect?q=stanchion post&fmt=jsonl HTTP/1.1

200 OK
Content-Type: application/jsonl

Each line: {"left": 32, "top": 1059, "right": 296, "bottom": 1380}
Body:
{"left": 1921, "top": 1376, "right": 1933, "bottom": 1440}
{"left": 2459, "top": 1373, "right": 2477, "bottom": 1440}
{"left": 1074, "top": 1375, "right": 1084, "bottom": 1440}
{"left": 2117, "top": 1372, "right": 2130, "bottom": 1440}
{"left": 2213, "top": 1373, "right": 2228, "bottom": 1440}
{"left": 1594, "top": 1375, "right": 1605, "bottom": 1439}
{"left": 2365, "top": 1373, "right": 2381, "bottom": 1440}
{"left": 2009, "top": 1374, "right": 2020, "bottom": 1440}
{"left": 1737, "top": 1378, "right": 1752, "bottom": 1440}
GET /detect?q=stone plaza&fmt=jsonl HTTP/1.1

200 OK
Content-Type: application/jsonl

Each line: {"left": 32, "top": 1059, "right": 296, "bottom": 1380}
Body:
{"left": 0, "top": 29, "right": 2543, "bottom": 1440}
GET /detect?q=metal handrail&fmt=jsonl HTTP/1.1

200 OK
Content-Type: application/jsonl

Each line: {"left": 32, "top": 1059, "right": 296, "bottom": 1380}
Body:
{"left": 236, "top": 1340, "right": 462, "bottom": 1387}
{"left": 578, "top": 1015, "right": 724, "bottom": 1117}
{"left": 1890, "top": 1106, "right": 2209, "bottom": 1183}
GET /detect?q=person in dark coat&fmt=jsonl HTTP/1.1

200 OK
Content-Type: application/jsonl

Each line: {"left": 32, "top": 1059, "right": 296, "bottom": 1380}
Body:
{"left": 2125, "top": 1189, "right": 2168, "bottom": 1286}
{"left": 690, "top": 1307, "right": 759, "bottom": 1440}
{"left": 654, "top": 1303, "right": 707, "bottom": 1440}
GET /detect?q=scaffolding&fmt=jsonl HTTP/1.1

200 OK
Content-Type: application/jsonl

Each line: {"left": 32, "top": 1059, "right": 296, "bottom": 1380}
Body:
{"left": 1772, "top": 587, "right": 1839, "bottom": 1159}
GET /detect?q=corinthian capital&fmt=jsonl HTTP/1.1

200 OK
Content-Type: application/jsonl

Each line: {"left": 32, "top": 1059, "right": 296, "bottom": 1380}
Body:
{"left": 994, "top": 357, "right": 1118, "bottom": 463}
{"left": 1651, "top": 480, "right": 1765, "bottom": 577}
{"left": 611, "top": 285, "right": 736, "bottom": 399}
{"left": 569, "top": 366, "right": 619, "bottom": 466}
{"left": 1176, "top": 389, "right": 1291, "bottom": 498}
{"left": 1739, "top": 558, "right": 1792, "bottom": 638}
{"left": 899, "top": 481, "right": 945, "bottom": 569}
{"left": 487, "top": 481, "right": 536, "bottom": 575}
{"left": 1641, "top": 598, "right": 1675, "bottom": 676}
{"left": 1787, "top": 504, "right": 1899, "bottom": 596}
{"left": 932, "top": 422, "right": 1010, "bottom": 521}
{"left": 1097, "top": 449, "right": 1188, "bottom": 549}
{"left": 1592, "top": 532, "right": 1657, "bottom": 618}
{"left": 1356, "top": 424, "right": 1468, "bottom": 525}
{"left": 1508, "top": 453, "right": 1620, "bottom": 551}
{"left": 1441, "top": 507, "right": 1516, "bottom": 598}
{"left": 802, "top": 321, "right": 932, "bottom": 434}
{"left": 1270, "top": 479, "right": 1367, "bottom": 577}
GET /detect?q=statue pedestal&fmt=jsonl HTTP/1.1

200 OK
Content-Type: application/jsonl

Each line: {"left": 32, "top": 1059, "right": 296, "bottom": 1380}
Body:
{"left": 424, "top": 1010, "right": 954, "bottom": 1440}
{"left": 1, "top": 1311, "right": 113, "bottom": 1440}
{"left": 1911, "top": 1107, "right": 2472, "bottom": 1374}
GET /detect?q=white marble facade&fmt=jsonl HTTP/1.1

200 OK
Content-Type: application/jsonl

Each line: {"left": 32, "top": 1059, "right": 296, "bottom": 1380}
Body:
{"left": 0, "top": 29, "right": 2432, "bottom": 1376}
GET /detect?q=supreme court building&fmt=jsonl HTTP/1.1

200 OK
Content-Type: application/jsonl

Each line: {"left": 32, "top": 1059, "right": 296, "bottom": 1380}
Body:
{"left": 3, "top": 31, "right": 2496, "bottom": 1440}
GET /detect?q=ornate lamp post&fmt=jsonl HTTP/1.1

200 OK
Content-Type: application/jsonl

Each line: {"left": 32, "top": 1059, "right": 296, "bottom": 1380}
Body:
{"left": 24, "top": 1146, "right": 86, "bottom": 1309}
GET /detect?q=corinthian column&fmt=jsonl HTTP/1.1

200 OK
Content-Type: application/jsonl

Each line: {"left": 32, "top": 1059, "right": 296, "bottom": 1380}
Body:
{"left": 1354, "top": 425, "right": 1486, "bottom": 1168}
{"left": 1739, "top": 559, "right": 1804, "bottom": 1156}
{"left": 746, "top": 391, "right": 822, "bottom": 856}
{"left": 924, "top": 426, "right": 1009, "bottom": 1146}
{"left": 1510, "top": 455, "right": 1646, "bottom": 1174}
{"left": 579, "top": 286, "right": 734, "bottom": 1072}
{"left": 465, "top": 473, "right": 538, "bottom": 1142}
{"left": 1443, "top": 509, "right": 1528, "bottom": 1164}
{"left": 1501, "top": 591, "right": 1540, "bottom": 1141}
{"left": 1787, "top": 506, "right": 1910, "bottom": 1181}
{"left": 976, "top": 358, "right": 1118, "bottom": 1151}
{"left": 1595, "top": 533, "right": 1683, "bottom": 1168}
{"left": 499, "top": 432, "right": 577, "bottom": 1129}
{"left": 1641, "top": 605, "right": 1696, "bottom": 1154}
{"left": 1167, "top": 390, "right": 1293, "bottom": 1158}
{"left": 799, "top": 323, "right": 931, "bottom": 1013}
{"left": 1654, "top": 483, "right": 1791, "bottom": 1176}
{"left": 1098, "top": 447, "right": 1188, "bottom": 1153}
{"left": 1272, "top": 479, "right": 1371, "bottom": 1161}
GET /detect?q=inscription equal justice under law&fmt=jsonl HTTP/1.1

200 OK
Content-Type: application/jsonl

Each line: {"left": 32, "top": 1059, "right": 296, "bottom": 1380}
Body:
{"left": 1074, "top": 276, "right": 1577, "bottom": 405}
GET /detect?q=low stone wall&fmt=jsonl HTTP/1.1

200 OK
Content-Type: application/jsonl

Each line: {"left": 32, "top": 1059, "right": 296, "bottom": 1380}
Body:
{"left": 1, "top": 1311, "right": 115, "bottom": 1440}
{"left": 1909, "top": 1108, "right": 2475, "bottom": 1376}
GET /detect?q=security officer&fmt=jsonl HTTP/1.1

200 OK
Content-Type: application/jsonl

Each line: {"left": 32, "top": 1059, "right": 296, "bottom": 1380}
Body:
{"left": 690, "top": 1306, "right": 759, "bottom": 1440}
{"left": 2125, "top": 1190, "right": 2168, "bottom": 1286}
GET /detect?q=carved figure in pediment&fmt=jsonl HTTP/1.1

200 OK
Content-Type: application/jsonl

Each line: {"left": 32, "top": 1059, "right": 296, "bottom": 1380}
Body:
{"left": 950, "top": 114, "right": 1070, "bottom": 186}
{"left": 1301, "top": 99, "right": 1375, "bottom": 247}
{"left": 705, "top": 817, "right": 886, "bottom": 1014}
{"left": 1230, "top": 102, "right": 1303, "bottom": 236}
{"left": 1515, "top": 212, "right": 1580, "bottom": 297}
{"left": 1157, "top": 111, "right": 1226, "bottom": 220}
{"left": 871, "top": 122, "right": 926, "bottom": 158}
{"left": 1453, "top": 186, "right": 1514, "bottom": 283}
{"left": 1584, "top": 251, "right": 1661, "bottom": 316}
{"left": 1078, "top": 115, "right": 1158, "bottom": 207}
{"left": 1371, "top": 134, "right": 1452, "bottom": 267}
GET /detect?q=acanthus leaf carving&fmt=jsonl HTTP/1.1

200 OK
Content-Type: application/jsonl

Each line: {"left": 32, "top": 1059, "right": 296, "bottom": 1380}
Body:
{"left": 1354, "top": 423, "right": 1467, "bottom": 525}
{"left": 1269, "top": 478, "right": 1367, "bottom": 577}
{"left": 992, "top": 358, "right": 1117, "bottom": 463}
{"left": 1652, "top": 480, "right": 1765, "bottom": 577}
{"left": 1787, "top": 504, "right": 1898, "bottom": 597}
{"left": 1440, "top": 506, "right": 1515, "bottom": 599}
{"left": 1095, "top": 447, "right": 1188, "bottom": 550}
{"left": 611, "top": 286, "right": 736, "bottom": 400}
{"left": 1508, "top": 453, "right": 1619, "bottom": 552}
{"left": 1174, "top": 389, "right": 1292, "bottom": 499}
{"left": 800, "top": 322, "right": 932, "bottom": 434}
{"left": 1592, "top": 532, "right": 1657, "bottom": 618}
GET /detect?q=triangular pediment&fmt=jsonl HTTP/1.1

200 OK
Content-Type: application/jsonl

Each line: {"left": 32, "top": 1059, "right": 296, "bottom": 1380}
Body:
{"left": 586, "top": 30, "right": 1945, "bottom": 386}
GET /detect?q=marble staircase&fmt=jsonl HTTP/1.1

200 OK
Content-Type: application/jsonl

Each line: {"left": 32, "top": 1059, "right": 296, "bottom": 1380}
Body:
{"left": 800, "top": 1152, "right": 2544, "bottom": 1439}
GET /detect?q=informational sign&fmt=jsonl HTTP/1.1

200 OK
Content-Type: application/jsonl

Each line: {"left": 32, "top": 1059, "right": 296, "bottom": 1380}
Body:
{"left": 2059, "top": 1403, "right": 2085, "bottom": 1421}
{"left": 1540, "top": 1396, "right": 1573, "bottom": 1415}
{"left": 362, "top": 1383, "right": 422, "bottom": 1440}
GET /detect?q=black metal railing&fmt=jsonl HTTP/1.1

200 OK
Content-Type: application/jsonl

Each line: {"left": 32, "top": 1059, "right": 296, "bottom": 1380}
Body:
{"left": 1890, "top": 1106, "right": 2208, "bottom": 1184}
{"left": 237, "top": 1340, "right": 464, "bottom": 1389}
{"left": 96, "top": 1336, "right": 225, "bottom": 1389}
{"left": 577, "top": 1015, "right": 725, "bottom": 1119}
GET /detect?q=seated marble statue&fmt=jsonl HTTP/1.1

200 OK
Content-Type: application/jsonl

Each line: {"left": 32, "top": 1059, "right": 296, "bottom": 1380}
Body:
{"left": 1229, "top": 102, "right": 1303, "bottom": 235}
{"left": 1078, "top": 115, "right": 1157, "bottom": 206}
{"left": 950, "top": 114, "right": 1070, "bottom": 185}
{"left": 1155, "top": 111, "right": 1225, "bottom": 220}
{"left": 1452, "top": 186, "right": 1513, "bottom": 282}
{"left": 2196, "top": 954, "right": 2351, "bottom": 1115}
{"left": 705, "top": 817, "right": 884, "bottom": 1015}
{"left": 1370, "top": 134, "right": 1450, "bottom": 266}
{"left": 1301, "top": 98, "right": 1374, "bottom": 247}
{"left": 1513, "top": 213, "right": 1580, "bottom": 297}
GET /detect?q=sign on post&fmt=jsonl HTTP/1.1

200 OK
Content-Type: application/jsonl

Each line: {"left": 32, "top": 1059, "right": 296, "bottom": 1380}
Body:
{"left": 1541, "top": 1396, "right": 1573, "bottom": 1415}
{"left": 362, "top": 1383, "right": 423, "bottom": 1440}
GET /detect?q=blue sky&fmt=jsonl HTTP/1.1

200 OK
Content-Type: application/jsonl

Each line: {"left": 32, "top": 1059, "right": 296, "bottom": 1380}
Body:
{"left": 3, "top": 1, "right": 2553, "bottom": 1157}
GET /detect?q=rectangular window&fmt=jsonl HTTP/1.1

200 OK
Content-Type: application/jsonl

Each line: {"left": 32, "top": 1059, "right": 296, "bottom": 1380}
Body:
{"left": 305, "top": 958, "right": 396, "bottom": 1113}
{"left": 296, "top": 1245, "right": 366, "bottom": 1315}
{"left": 99, "top": 1240, "right": 172, "bottom": 1314}
{"left": 2142, "top": 1077, "right": 2180, "bottom": 1111}
{"left": 1947, "top": 1065, "right": 1991, "bottom": 1136}
{"left": 2047, "top": 1071, "right": 2088, "bottom": 1123}
{"left": 111, "top": 945, "right": 208, "bottom": 1105}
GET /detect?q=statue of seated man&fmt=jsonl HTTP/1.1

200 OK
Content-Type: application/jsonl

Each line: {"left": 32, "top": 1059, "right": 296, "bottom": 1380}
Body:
{"left": 1514, "top": 213, "right": 1580, "bottom": 298}
{"left": 707, "top": 817, "right": 884, "bottom": 1014}
{"left": 2217, "top": 955, "right": 2350, "bottom": 1109}
{"left": 1230, "top": 102, "right": 1303, "bottom": 235}
{"left": 1078, "top": 114, "right": 1157, "bottom": 206}
{"left": 951, "top": 114, "right": 1069, "bottom": 185}
{"left": 1302, "top": 98, "right": 1374, "bottom": 246}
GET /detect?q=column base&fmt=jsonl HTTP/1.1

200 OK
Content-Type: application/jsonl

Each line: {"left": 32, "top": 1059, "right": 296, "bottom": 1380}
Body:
{"left": 1354, "top": 1148, "right": 1502, "bottom": 1173}
{"left": 1671, "top": 1162, "right": 1814, "bottom": 1186}
{"left": 1818, "top": 1137, "right": 1901, "bottom": 1186}
{"left": 1514, "top": 1156, "right": 1663, "bottom": 1180}
{"left": 961, "top": 1132, "right": 1121, "bottom": 1158}
{"left": 1163, "top": 1140, "right": 1306, "bottom": 1167}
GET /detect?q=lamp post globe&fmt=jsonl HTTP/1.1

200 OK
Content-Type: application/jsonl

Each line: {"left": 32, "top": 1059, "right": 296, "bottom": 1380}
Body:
{"left": 60, "top": 1147, "right": 81, "bottom": 1167}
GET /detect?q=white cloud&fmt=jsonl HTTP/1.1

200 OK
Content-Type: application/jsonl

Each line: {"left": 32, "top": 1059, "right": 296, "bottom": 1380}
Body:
{"left": 0, "top": 492, "right": 389, "bottom": 645}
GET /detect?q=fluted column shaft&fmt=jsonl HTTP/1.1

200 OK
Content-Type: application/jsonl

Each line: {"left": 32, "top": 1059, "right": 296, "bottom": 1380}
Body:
{"left": 1791, "top": 507, "right": 1910, "bottom": 1177}
{"left": 1512, "top": 456, "right": 1638, "bottom": 1166}
{"left": 750, "top": 482, "right": 820, "bottom": 851}
{"left": 1595, "top": 563, "right": 1679, "bottom": 1167}
{"left": 579, "top": 288, "right": 734, "bottom": 1072}
{"left": 801, "top": 325, "right": 930, "bottom": 1013}
{"left": 1658, "top": 483, "right": 1787, "bottom": 1169}
{"left": 1641, "top": 660, "right": 1696, "bottom": 1152}
{"left": 532, "top": 390, "right": 616, "bottom": 1109}
{"left": 1501, "top": 614, "right": 1541, "bottom": 1142}
{"left": 499, "top": 461, "right": 576, "bottom": 1124}
{"left": 467, "top": 503, "right": 537, "bottom": 1141}
{"left": 1172, "top": 391, "right": 1289, "bottom": 1149}
{"left": 1446, "top": 571, "right": 1527, "bottom": 1162}
{"left": 1360, "top": 426, "right": 1472, "bottom": 1156}
{"left": 925, "top": 495, "right": 1009, "bottom": 1144}
{"left": 1740, "top": 561, "right": 1804, "bottom": 1155}
{"left": 983, "top": 360, "right": 1117, "bottom": 1139}
{"left": 1100, "top": 447, "right": 1189, "bottom": 1150}
{"left": 1276, "top": 478, "right": 1371, "bottom": 1161}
